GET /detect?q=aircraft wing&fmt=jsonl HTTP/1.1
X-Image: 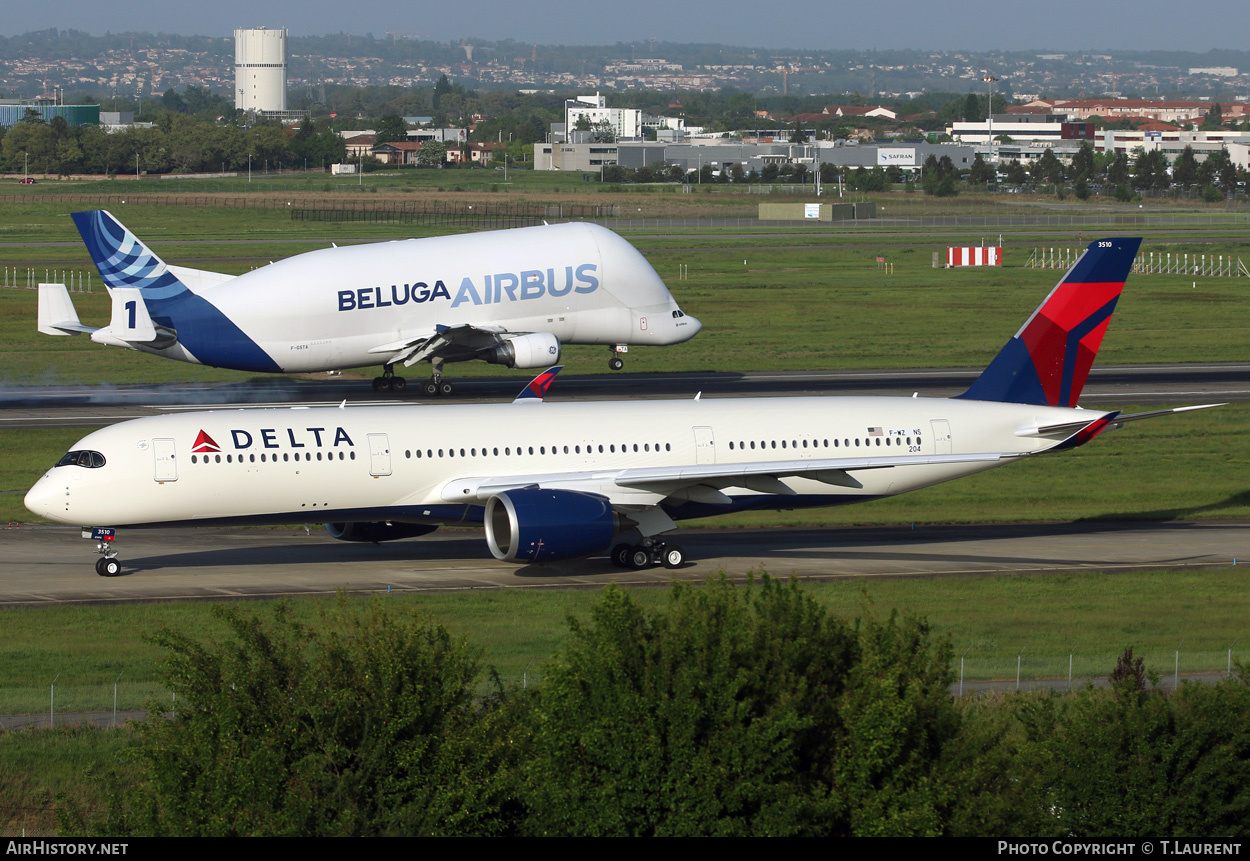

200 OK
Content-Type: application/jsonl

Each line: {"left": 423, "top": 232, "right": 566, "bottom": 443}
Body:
{"left": 367, "top": 323, "right": 510, "bottom": 367}
{"left": 438, "top": 450, "right": 1020, "bottom": 509}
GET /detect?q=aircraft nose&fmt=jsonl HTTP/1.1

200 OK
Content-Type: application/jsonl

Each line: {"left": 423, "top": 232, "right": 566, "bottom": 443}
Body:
{"left": 24, "top": 475, "right": 65, "bottom": 522}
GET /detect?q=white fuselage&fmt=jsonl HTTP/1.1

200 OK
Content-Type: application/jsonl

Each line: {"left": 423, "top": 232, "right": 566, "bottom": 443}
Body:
{"left": 147, "top": 222, "right": 698, "bottom": 372}
{"left": 25, "top": 396, "right": 1091, "bottom": 531}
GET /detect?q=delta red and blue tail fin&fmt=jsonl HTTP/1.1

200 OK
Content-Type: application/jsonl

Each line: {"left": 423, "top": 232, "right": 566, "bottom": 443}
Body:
{"left": 958, "top": 237, "right": 1141, "bottom": 407}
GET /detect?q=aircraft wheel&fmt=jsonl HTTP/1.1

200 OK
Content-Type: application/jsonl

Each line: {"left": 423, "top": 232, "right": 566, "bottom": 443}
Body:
{"left": 373, "top": 376, "right": 392, "bottom": 392}
{"left": 95, "top": 558, "right": 107, "bottom": 576}
{"left": 609, "top": 357, "right": 625, "bottom": 371}
{"left": 392, "top": 376, "right": 407, "bottom": 391}
{"left": 421, "top": 380, "right": 438, "bottom": 396}
{"left": 661, "top": 545, "right": 685, "bottom": 569}
{"left": 610, "top": 543, "right": 633, "bottom": 568}
{"left": 97, "top": 557, "right": 121, "bottom": 577}
{"left": 629, "top": 546, "right": 653, "bottom": 570}
{"left": 438, "top": 380, "right": 454, "bottom": 397}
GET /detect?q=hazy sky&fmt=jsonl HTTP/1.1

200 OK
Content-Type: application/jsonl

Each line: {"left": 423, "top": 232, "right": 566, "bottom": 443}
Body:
{"left": 3, "top": 0, "right": 1248, "bottom": 53}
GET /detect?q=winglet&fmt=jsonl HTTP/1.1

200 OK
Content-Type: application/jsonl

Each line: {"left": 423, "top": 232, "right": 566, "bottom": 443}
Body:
{"left": 958, "top": 237, "right": 1142, "bottom": 406}
{"left": 513, "top": 366, "right": 563, "bottom": 403}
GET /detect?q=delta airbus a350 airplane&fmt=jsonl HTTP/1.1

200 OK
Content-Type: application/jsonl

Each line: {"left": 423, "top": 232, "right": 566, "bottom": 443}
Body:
{"left": 38, "top": 210, "right": 700, "bottom": 394}
{"left": 26, "top": 238, "right": 1217, "bottom": 576}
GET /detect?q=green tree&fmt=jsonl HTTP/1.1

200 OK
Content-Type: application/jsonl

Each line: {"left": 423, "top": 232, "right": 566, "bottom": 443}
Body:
{"left": 1199, "top": 149, "right": 1237, "bottom": 191}
{"left": 1070, "top": 141, "right": 1096, "bottom": 182}
{"left": 76, "top": 599, "right": 520, "bottom": 836}
{"left": 374, "top": 114, "right": 407, "bottom": 145}
{"left": 1172, "top": 145, "right": 1200, "bottom": 187}
{"left": 968, "top": 153, "right": 995, "bottom": 184}
{"left": 1132, "top": 148, "right": 1169, "bottom": 190}
{"left": 963, "top": 93, "right": 984, "bottom": 122}
{"left": 522, "top": 577, "right": 959, "bottom": 836}
{"left": 589, "top": 119, "right": 617, "bottom": 143}
{"left": 416, "top": 139, "right": 447, "bottom": 168}
{"left": 1107, "top": 151, "right": 1131, "bottom": 187}
{"left": 1031, "top": 148, "right": 1064, "bottom": 185}
{"left": 1035, "top": 676, "right": 1250, "bottom": 837}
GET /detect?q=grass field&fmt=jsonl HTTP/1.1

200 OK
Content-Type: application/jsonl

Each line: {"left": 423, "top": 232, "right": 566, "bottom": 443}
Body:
{"left": 0, "top": 568, "right": 1244, "bottom": 716}
{"left": 3, "top": 198, "right": 1250, "bottom": 385}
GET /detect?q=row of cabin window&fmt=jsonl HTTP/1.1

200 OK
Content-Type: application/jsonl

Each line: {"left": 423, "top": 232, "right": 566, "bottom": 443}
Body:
{"left": 728, "top": 435, "right": 921, "bottom": 451}
{"left": 190, "top": 451, "right": 357, "bottom": 464}
{"left": 405, "top": 442, "right": 673, "bottom": 459}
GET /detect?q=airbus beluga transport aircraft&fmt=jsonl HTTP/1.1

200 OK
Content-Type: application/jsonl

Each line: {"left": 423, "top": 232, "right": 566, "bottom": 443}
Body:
{"left": 38, "top": 210, "right": 700, "bottom": 394}
{"left": 26, "top": 238, "right": 1219, "bottom": 576}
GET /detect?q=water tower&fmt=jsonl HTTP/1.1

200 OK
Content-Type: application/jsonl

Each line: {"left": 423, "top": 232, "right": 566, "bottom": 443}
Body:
{"left": 234, "top": 27, "right": 287, "bottom": 113}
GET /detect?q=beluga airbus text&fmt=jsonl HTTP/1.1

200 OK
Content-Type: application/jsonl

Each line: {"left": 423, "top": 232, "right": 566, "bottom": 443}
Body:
{"left": 26, "top": 238, "right": 1219, "bottom": 576}
{"left": 38, "top": 210, "right": 700, "bottom": 394}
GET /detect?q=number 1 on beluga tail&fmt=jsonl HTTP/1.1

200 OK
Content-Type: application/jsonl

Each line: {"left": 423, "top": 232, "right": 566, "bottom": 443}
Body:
{"left": 26, "top": 237, "right": 1220, "bottom": 576}
{"left": 38, "top": 210, "right": 700, "bottom": 395}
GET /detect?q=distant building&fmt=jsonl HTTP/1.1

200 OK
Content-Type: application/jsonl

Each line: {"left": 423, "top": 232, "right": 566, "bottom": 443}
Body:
{"left": 562, "top": 92, "right": 684, "bottom": 141}
{"left": 0, "top": 100, "right": 99, "bottom": 126}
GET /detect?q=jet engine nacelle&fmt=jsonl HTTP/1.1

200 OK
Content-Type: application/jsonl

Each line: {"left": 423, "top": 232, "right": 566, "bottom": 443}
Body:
{"left": 484, "top": 488, "right": 617, "bottom": 563}
{"left": 485, "top": 333, "right": 562, "bottom": 369}
{"left": 325, "top": 521, "right": 439, "bottom": 543}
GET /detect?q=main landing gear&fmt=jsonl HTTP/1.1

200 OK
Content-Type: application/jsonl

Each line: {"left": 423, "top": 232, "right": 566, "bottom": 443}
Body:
{"left": 610, "top": 540, "right": 685, "bottom": 570}
{"left": 608, "top": 345, "right": 627, "bottom": 371}
{"left": 419, "top": 373, "right": 455, "bottom": 398}
{"left": 372, "top": 363, "right": 407, "bottom": 392}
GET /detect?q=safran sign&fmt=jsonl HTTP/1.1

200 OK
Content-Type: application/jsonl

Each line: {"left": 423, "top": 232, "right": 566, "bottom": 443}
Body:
{"left": 877, "top": 148, "right": 916, "bottom": 167}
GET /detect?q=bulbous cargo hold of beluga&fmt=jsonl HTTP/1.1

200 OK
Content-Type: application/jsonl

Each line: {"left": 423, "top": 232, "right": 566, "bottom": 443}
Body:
{"left": 41, "top": 211, "right": 701, "bottom": 395}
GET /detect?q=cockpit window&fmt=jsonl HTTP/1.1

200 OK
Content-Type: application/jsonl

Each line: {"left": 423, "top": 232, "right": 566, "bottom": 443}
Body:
{"left": 671, "top": 310, "right": 686, "bottom": 318}
{"left": 55, "top": 450, "right": 106, "bottom": 468}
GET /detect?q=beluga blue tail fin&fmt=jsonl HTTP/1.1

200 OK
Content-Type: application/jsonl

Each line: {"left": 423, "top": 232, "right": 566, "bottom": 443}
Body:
{"left": 71, "top": 210, "right": 189, "bottom": 299}
{"left": 958, "top": 237, "right": 1141, "bottom": 407}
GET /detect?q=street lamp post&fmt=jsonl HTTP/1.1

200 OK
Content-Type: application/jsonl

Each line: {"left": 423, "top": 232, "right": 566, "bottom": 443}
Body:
{"left": 982, "top": 74, "right": 999, "bottom": 163}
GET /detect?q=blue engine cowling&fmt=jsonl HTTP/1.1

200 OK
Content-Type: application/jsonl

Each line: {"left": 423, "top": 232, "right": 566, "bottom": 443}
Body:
{"left": 484, "top": 488, "right": 617, "bottom": 563}
{"left": 325, "top": 522, "right": 439, "bottom": 543}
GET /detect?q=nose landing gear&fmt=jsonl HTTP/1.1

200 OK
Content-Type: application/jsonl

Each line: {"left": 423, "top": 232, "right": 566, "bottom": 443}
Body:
{"left": 83, "top": 527, "right": 122, "bottom": 576}
{"left": 608, "top": 345, "right": 627, "bottom": 371}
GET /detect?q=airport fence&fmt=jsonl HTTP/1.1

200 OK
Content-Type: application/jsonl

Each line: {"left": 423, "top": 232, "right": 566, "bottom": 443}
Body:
{"left": 1, "top": 268, "right": 93, "bottom": 291}
{"left": 4, "top": 646, "right": 1246, "bottom": 728}
{"left": 288, "top": 199, "right": 622, "bottom": 228}
{"left": 1026, "top": 245, "right": 1250, "bottom": 277}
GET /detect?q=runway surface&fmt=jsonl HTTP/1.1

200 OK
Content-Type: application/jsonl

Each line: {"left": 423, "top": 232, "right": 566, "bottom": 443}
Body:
{"left": 1, "top": 519, "right": 1245, "bottom": 606}
{"left": 4, "top": 363, "right": 1243, "bottom": 604}
{"left": 2, "top": 362, "right": 1247, "bottom": 428}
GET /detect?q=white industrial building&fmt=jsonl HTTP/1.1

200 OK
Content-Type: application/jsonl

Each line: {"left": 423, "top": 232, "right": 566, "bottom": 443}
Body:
{"left": 235, "top": 27, "right": 288, "bottom": 115}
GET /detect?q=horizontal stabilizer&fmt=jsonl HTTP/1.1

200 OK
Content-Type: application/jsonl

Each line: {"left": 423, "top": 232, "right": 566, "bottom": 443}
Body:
{"left": 37, "top": 283, "right": 95, "bottom": 336}
{"left": 1113, "top": 403, "right": 1225, "bottom": 426}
